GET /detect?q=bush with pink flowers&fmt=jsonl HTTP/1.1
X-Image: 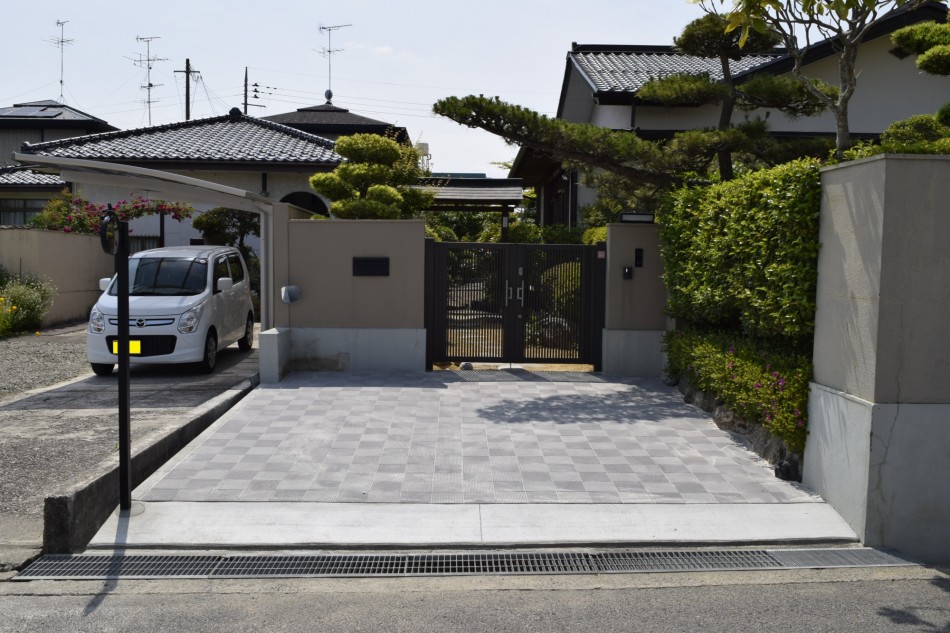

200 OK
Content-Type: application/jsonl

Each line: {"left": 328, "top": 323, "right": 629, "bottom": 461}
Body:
{"left": 30, "top": 189, "right": 194, "bottom": 235}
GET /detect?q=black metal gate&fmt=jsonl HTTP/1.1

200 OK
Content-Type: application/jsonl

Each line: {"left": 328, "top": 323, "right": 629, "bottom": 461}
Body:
{"left": 426, "top": 241, "right": 605, "bottom": 368}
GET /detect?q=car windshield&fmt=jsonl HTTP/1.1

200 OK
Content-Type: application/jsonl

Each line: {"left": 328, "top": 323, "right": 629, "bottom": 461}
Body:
{"left": 110, "top": 257, "right": 208, "bottom": 296}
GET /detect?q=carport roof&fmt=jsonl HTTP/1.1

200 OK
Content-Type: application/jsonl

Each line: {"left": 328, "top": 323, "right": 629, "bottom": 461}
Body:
{"left": 17, "top": 108, "right": 343, "bottom": 171}
{"left": 418, "top": 177, "right": 524, "bottom": 211}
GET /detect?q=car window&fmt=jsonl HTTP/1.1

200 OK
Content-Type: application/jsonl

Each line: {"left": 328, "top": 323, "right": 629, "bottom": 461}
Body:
{"left": 113, "top": 258, "right": 208, "bottom": 296}
{"left": 213, "top": 256, "right": 230, "bottom": 291}
{"left": 227, "top": 254, "right": 245, "bottom": 283}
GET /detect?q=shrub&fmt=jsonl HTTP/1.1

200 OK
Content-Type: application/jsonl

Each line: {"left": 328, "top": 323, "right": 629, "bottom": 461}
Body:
{"left": 658, "top": 158, "right": 822, "bottom": 342}
{"left": 478, "top": 219, "right": 542, "bottom": 243}
{"left": 880, "top": 114, "right": 950, "bottom": 143}
{"left": 582, "top": 226, "right": 608, "bottom": 245}
{"left": 0, "top": 271, "right": 56, "bottom": 336}
{"left": 30, "top": 190, "right": 193, "bottom": 235}
{"left": 665, "top": 328, "right": 810, "bottom": 454}
{"left": 540, "top": 224, "right": 584, "bottom": 244}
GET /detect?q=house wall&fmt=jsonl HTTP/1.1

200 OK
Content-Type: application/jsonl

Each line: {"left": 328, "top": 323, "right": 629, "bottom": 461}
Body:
{"left": 260, "top": 218, "right": 426, "bottom": 379}
{"left": 2, "top": 128, "right": 98, "bottom": 167}
{"left": 804, "top": 155, "right": 950, "bottom": 564}
{"left": 560, "top": 64, "right": 596, "bottom": 123}
{"left": 0, "top": 227, "right": 113, "bottom": 326}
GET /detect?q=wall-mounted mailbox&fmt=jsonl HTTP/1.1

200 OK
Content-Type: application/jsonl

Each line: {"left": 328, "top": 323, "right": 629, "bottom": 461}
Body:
{"left": 622, "top": 266, "right": 634, "bottom": 280}
{"left": 281, "top": 285, "right": 301, "bottom": 304}
{"left": 635, "top": 248, "right": 644, "bottom": 268}
{"left": 353, "top": 257, "right": 390, "bottom": 277}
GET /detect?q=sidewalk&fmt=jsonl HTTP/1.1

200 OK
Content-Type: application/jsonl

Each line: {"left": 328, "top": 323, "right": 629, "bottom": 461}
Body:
{"left": 89, "top": 370, "right": 856, "bottom": 549}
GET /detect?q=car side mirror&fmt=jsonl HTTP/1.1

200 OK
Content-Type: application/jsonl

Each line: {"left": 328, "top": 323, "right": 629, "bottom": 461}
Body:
{"left": 99, "top": 278, "right": 112, "bottom": 292}
{"left": 216, "top": 277, "right": 234, "bottom": 292}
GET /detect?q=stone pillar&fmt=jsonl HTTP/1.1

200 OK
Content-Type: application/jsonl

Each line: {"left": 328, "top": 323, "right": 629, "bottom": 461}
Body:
{"left": 602, "top": 223, "right": 668, "bottom": 377}
{"left": 804, "top": 155, "right": 950, "bottom": 563}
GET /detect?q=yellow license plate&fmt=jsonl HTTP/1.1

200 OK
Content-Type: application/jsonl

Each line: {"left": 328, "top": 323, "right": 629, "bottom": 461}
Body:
{"left": 112, "top": 340, "right": 142, "bottom": 355}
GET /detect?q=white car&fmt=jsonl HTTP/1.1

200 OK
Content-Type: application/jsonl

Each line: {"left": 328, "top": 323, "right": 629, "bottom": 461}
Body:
{"left": 87, "top": 245, "right": 255, "bottom": 376}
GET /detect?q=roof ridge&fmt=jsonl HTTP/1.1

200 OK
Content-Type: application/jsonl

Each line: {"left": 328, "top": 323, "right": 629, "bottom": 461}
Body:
{"left": 20, "top": 110, "right": 337, "bottom": 154}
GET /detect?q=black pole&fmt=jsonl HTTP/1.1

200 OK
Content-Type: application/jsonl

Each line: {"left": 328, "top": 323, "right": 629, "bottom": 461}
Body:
{"left": 184, "top": 58, "right": 191, "bottom": 121}
{"left": 102, "top": 208, "right": 133, "bottom": 511}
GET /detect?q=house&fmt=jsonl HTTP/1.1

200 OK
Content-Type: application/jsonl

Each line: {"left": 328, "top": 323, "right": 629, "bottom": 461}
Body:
{"left": 264, "top": 101, "right": 410, "bottom": 144}
{"left": 0, "top": 100, "right": 117, "bottom": 225}
{"left": 512, "top": 2, "right": 950, "bottom": 227}
{"left": 16, "top": 107, "right": 343, "bottom": 245}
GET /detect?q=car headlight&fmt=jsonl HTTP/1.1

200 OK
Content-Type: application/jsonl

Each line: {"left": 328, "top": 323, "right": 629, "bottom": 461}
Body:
{"left": 90, "top": 309, "right": 105, "bottom": 334}
{"left": 178, "top": 303, "right": 205, "bottom": 334}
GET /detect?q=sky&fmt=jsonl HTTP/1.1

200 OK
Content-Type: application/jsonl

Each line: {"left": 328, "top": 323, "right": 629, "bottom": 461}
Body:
{"left": 1, "top": 1, "right": 708, "bottom": 178}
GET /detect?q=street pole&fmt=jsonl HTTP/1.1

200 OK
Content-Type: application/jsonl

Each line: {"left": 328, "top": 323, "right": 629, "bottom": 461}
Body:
{"left": 101, "top": 207, "right": 132, "bottom": 511}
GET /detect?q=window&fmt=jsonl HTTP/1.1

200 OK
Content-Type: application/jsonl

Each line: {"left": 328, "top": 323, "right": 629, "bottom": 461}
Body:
{"left": 213, "top": 256, "right": 230, "bottom": 292}
{"left": 227, "top": 254, "right": 245, "bottom": 283}
{"left": 0, "top": 199, "right": 47, "bottom": 226}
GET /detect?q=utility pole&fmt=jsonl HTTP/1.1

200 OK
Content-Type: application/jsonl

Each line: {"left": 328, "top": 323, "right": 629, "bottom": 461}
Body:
{"left": 48, "top": 20, "right": 75, "bottom": 104}
{"left": 318, "top": 23, "right": 351, "bottom": 102}
{"left": 130, "top": 36, "right": 167, "bottom": 126}
{"left": 174, "top": 58, "right": 200, "bottom": 120}
{"left": 242, "top": 68, "right": 266, "bottom": 115}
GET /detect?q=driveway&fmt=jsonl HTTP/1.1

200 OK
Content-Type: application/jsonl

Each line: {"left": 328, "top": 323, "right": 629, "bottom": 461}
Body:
{"left": 0, "top": 324, "right": 260, "bottom": 570}
{"left": 89, "top": 369, "right": 855, "bottom": 549}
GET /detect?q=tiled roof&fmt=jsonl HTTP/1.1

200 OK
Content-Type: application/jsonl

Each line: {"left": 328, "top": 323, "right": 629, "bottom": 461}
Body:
{"left": 571, "top": 47, "right": 781, "bottom": 94}
{"left": 265, "top": 103, "right": 410, "bottom": 143}
{"left": 18, "top": 108, "right": 342, "bottom": 167}
{"left": 0, "top": 100, "right": 117, "bottom": 131}
{"left": 0, "top": 167, "right": 64, "bottom": 186}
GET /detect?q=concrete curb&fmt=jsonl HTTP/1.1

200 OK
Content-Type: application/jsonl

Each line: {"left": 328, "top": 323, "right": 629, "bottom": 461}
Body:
{"left": 42, "top": 372, "right": 260, "bottom": 554}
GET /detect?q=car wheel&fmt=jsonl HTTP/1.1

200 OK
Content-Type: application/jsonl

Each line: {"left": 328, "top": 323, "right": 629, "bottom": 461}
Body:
{"left": 199, "top": 330, "right": 217, "bottom": 374}
{"left": 238, "top": 314, "right": 254, "bottom": 351}
{"left": 91, "top": 363, "right": 114, "bottom": 377}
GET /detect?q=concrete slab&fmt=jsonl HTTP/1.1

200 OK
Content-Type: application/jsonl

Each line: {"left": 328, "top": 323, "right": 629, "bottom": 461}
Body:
{"left": 87, "top": 502, "right": 855, "bottom": 549}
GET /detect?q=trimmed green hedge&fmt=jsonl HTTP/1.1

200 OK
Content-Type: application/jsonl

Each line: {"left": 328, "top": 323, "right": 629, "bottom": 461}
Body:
{"left": 658, "top": 158, "right": 822, "bottom": 342}
{"left": 665, "top": 328, "right": 810, "bottom": 454}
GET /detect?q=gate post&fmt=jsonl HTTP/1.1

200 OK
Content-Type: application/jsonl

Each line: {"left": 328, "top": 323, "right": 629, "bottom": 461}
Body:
{"left": 804, "top": 155, "right": 950, "bottom": 563}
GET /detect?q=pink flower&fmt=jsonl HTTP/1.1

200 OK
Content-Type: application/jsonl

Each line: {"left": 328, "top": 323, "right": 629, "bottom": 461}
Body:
{"left": 63, "top": 226, "right": 72, "bottom": 233}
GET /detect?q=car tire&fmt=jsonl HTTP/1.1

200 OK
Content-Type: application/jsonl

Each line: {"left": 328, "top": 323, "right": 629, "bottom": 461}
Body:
{"left": 91, "top": 363, "right": 114, "bottom": 377}
{"left": 238, "top": 314, "right": 254, "bottom": 351}
{"left": 199, "top": 330, "right": 217, "bottom": 374}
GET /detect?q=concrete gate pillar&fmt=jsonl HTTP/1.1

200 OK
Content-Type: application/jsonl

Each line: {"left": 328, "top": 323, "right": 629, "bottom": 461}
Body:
{"left": 804, "top": 155, "right": 950, "bottom": 563}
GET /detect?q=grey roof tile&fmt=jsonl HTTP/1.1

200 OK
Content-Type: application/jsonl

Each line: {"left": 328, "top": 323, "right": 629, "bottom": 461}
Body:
{"left": 0, "top": 167, "right": 64, "bottom": 186}
{"left": 572, "top": 49, "right": 780, "bottom": 94}
{"left": 18, "top": 109, "right": 342, "bottom": 166}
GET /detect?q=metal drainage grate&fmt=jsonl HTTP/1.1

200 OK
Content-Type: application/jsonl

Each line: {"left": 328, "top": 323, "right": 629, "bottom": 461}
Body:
{"left": 14, "top": 548, "right": 916, "bottom": 581}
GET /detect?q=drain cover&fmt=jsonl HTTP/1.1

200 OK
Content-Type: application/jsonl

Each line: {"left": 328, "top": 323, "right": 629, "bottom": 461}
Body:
{"left": 15, "top": 547, "right": 915, "bottom": 581}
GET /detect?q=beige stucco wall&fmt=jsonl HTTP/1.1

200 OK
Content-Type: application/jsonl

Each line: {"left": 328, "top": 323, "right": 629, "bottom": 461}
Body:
{"left": 279, "top": 219, "right": 425, "bottom": 330}
{"left": 814, "top": 155, "right": 950, "bottom": 404}
{"left": 604, "top": 223, "right": 667, "bottom": 331}
{"left": 0, "top": 227, "right": 114, "bottom": 326}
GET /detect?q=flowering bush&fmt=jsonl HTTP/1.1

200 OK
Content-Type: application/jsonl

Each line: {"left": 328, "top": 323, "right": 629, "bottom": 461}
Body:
{"left": 0, "top": 268, "right": 56, "bottom": 336}
{"left": 30, "top": 190, "right": 194, "bottom": 235}
{"left": 664, "top": 328, "right": 811, "bottom": 454}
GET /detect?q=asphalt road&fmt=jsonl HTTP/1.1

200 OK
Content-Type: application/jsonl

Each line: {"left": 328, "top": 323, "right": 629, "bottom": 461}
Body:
{"left": 1, "top": 566, "right": 948, "bottom": 632}
{"left": 0, "top": 324, "right": 260, "bottom": 570}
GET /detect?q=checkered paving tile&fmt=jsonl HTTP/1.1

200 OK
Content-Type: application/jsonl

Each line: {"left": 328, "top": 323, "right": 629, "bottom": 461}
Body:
{"left": 141, "top": 371, "right": 821, "bottom": 504}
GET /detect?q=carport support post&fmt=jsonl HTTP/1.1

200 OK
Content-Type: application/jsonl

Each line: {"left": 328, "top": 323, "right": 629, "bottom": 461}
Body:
{"left": 116, "top": 220, "right": 132, "bottom": 511}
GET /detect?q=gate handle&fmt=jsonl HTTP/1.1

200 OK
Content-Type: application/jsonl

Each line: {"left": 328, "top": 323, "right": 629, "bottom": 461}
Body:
{"left": 517, "top": 282, "right": 525, "bottom": 307}
{"left": 505, "top": 281, "right": 513, "bottom": 307}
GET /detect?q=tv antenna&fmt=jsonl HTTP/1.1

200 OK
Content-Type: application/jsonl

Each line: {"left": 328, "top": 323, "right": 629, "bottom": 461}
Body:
{"left": 47, "top": 20, "right": 75, "bottom": 103}
{"left": 128, "top": 36, "right": 167, "bottom": 125}
{"left": 317, "top": 22, "right": 351, "bottom": 103}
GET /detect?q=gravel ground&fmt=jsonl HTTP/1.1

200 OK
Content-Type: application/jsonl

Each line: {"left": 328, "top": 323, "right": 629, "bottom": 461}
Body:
{"left": 0, "top": 323, "right": 90, "bottom": 402}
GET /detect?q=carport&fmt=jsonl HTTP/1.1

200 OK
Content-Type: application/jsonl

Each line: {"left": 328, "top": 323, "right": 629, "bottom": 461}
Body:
{"left": 12, "top": 153, "right": 284, "bottom": 331}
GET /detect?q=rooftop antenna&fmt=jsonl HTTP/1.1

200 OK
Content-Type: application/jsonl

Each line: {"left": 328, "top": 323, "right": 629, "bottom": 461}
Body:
{"left": 317, "top": 22, "right": 351, "bottom": 103}
{"left": 129, "top": 36, "right": 167, "bottom": 126}
{"left": 47, "top": 20, "right": 75, "bottom": 103}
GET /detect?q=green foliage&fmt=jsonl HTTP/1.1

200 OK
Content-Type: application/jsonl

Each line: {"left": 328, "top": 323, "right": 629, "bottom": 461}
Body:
{"left": 478, "top": 219, "right": 543, "bottom": 243}
{"left": 737, "top": 75, "right": 837, "bottom": 117}
{"left": 937, "top": 101, "right": 950, "bottom": 126}
{"left": 638, "top": 73, "right": 729, "bottom": 107}
{"left": 582, "top": 227, "right": 608, "bottom": 244}
{"left": 424, "top": 222, "right": 459, "bottom": 242}
{"left": 540, "top": 224, "right": 584, "bottom": 244}
{"left": 675, "top": 11, "right": 780, "bottom": 59}
{"left": 30, "top": 190, "right": 193, "bottom": 235}
{"left": 658, "top": 158, "right": 822, "bottom": 341}
{"left": 541, "top": 260, "right": 581, "bottom": 321}
{"left": 892, "top": 18, "right": 950, "bottom": 75}
{"left": 192, "top": 207, "right": 260, "bottom": 262}
{"left": 664, "top": 328, "right": 811, "bottom": 454}
{"left": 0, "top": 267, "right": 56, "bottom": 336}
{"left": 309, "top": 133, "right": 432, "bottom": 219}
{"left": 881, "top": 114, "right": 950, "bottom": 142}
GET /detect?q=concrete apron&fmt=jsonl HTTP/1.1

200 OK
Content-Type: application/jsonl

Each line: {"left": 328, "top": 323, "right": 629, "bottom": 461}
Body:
{"left": 88, "top": 371, "right": 857, "bottom": 550}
